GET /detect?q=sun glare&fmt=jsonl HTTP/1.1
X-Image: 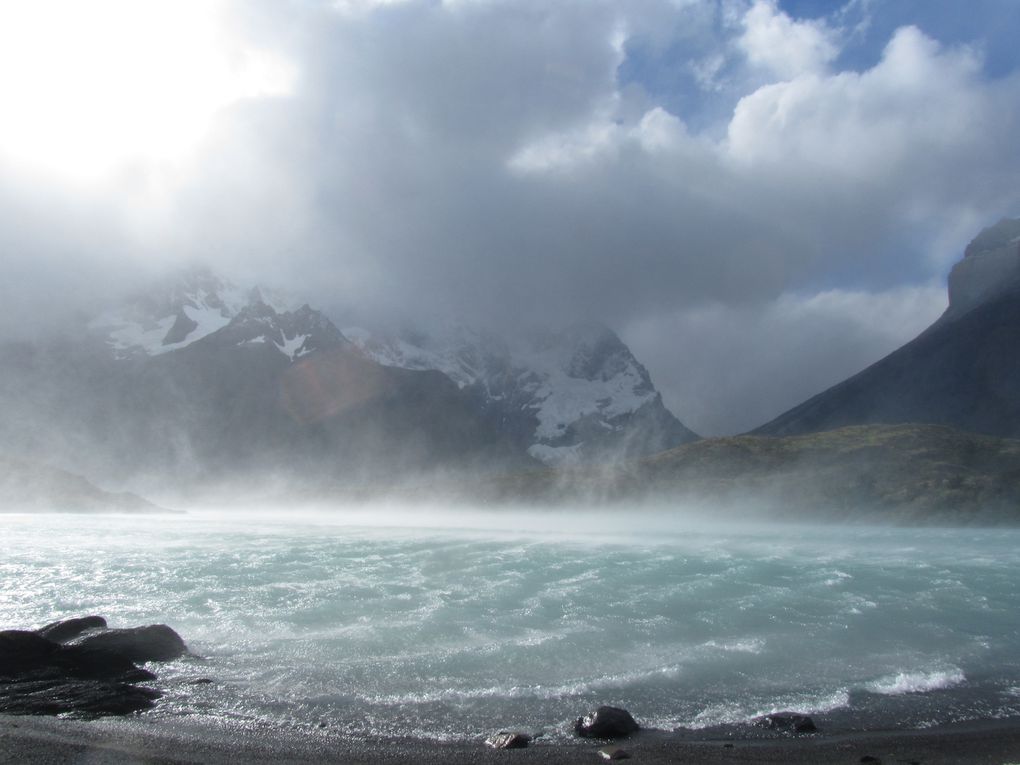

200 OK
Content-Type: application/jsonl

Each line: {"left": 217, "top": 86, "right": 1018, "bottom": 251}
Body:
{"left": 0, "top": 0, "right": 294, "bottom": 184}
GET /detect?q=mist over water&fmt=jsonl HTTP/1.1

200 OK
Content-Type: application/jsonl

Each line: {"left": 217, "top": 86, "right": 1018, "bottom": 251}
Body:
{"left": 3, "top": 508, "right": 1020, "bottom": 741}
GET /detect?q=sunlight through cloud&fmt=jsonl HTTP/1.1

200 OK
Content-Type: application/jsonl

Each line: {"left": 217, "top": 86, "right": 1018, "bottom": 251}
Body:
{"left": 0, "top": 0, "right": 295, "bottom": 184}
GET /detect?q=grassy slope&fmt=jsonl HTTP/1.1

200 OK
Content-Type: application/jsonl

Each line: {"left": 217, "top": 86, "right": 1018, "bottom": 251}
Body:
{"left": 478, "top": 424, "right": 1020, "bottom": 523}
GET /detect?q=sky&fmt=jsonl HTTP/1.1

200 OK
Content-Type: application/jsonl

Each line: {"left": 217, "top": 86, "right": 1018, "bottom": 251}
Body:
{"left": 1, "top": 0, "right": 1019, "bottom": 435}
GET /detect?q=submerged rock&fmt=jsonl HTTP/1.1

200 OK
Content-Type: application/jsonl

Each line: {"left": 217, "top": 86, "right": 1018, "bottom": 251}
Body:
{"left": 68, "top": 624, "right": 188, "bottom": 662}
{"left": 485, "top": 731, "right": 532, "bottom": 749}
{"left": 574, "top": 706, "right": 640, "bottom": 739}
{"left": 752, "top": 713, "right": 817, "bottom": 733}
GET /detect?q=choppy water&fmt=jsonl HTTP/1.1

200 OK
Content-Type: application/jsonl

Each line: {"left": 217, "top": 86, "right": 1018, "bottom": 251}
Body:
{"left": 3, "top": 509, "right": 1020, "bottom": 741}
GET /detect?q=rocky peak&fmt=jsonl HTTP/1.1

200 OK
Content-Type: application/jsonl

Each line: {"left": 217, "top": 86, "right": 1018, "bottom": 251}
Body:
{"left": 963, "top": 217, "right": 1020, "bottom": 258}
{"left": 90, "top": 267, "right": 296, "bottom": 358}
{"left": 560, "top": 322, "right": 653, "bottom": 390}
{"left": 345, "top": 316, "right": 697, "bottom": 465}
{"left": 203, "top": 302, "right": 349, "bottom": 362}
{"left": 947, "top": 217, "right": 1020, "bottom": 318}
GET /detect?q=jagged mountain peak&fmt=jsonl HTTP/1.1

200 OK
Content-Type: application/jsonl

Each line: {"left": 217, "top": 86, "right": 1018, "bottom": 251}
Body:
{"left": 345, "top": 315, "right": 697, "bottom": 465}
{"left": 89, "top": 266, "right": 298, "bottom": 359}
{"left": 207, "top": 301, "right": 349, "bottom": 361}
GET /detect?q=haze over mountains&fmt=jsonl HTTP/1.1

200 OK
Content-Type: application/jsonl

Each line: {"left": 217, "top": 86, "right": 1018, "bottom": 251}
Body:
{"left": 0, "top": 267, "right": 695, "bottom": 501}
{"left": 1, "top": 217, "right": 1018, "bottom": 516}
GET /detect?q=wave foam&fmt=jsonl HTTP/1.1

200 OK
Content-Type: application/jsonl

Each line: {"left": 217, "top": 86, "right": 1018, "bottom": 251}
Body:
{"left": 360, "top": 664, "right": 685, "bottom": 706}
{"left": 686, "top": 689, "right": 850, "bottom": 729}
{"left": 865, "top": 668, "right": 965, "bottom": 695}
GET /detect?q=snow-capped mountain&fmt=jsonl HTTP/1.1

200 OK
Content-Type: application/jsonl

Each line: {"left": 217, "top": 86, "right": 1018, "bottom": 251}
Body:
{"left": 0, "top": 268, "right": 528, "bottom": 496}
{"left": 89, "top": 267, "right": 299, "bottom": 359}
{"left": 2, "top": 265, "right": 695, "bottom": 498}
{"left": 86, "top": 265, "right": 698, "bottom": 467}
{"left": 344, "top": 319, "right": 699, "bottom": 465}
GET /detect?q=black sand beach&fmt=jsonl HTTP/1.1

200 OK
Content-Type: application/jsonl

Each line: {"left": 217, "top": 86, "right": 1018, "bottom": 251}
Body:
{"left": 4, "top": 715, "right": 1020, "bottom": 764}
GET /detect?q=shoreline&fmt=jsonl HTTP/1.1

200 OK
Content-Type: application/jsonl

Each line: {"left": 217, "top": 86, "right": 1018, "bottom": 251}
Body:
{"left": 4, "top": 715, "right": 1020, "bottom": 764}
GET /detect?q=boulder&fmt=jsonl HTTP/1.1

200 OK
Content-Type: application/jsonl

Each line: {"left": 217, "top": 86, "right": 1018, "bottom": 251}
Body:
{"left": 485, "top": 731, "right": 532, "bottom": 749}
{"left": 69, "top": 624, "right": 187, "bottom": 662}
{"left": 35, "top": 616, "right": 107, "bottom": 643}
{"left": 574, "top": 706, "right": 640, "bottom": 739}
{"left": 0, "top": 631, "right": 60, "bottom": 676}
{"left": 0, "top": 617, "right": 185, "bottom": 717}
{"left": 752, "top": 713, "right": 817, "bottom": 733}
{"left": 0, "top": 628, "right": 151, "bottom": 683}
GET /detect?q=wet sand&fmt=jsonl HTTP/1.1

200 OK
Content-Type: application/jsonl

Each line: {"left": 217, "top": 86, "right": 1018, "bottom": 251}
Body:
{"left": 3, "top": 715, "right": 1020, "bottom": 764}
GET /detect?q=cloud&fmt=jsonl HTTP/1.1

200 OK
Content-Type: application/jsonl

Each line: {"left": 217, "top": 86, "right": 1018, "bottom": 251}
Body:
{"left": 0, "top": 0, "right": 1018, "bottom": 428}
{"left": 624, "top": 283, "right": 948, "bottom": 435}
{"left": 737, "top": 0, "right": 840, "bottom": 80}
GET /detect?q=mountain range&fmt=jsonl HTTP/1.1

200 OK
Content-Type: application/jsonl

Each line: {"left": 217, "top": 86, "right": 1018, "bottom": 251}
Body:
{"left": 0, "top": 267, "right": 695, "bottom": 500}
{"left": 1, "top": 217, "right": 1017, "bottom": 516}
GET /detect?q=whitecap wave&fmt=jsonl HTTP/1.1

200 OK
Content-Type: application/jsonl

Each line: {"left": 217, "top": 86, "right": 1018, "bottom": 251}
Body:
{"left": 685, "top": 689, "right": 850, "bottom": 729}
{"left": 865, "top": 668, "right": 965, "bottom": 695}
{"left": 701, "top": 638, "right": 765, "bottom": 654}
{"left": 359, "top": 664, "right": 685, "bottom": 706}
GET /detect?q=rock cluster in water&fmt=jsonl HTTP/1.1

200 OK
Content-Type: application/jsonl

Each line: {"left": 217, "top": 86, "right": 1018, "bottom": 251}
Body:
{"left": 0, "top": 615, "right": 187, "bottom": 716}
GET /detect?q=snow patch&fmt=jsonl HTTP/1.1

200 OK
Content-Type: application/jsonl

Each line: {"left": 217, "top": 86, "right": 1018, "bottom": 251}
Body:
{"left": 275, "top": 333, "right": 310, "bottom": 360}
{"left": 520, "top": 345, "right": 655, "bottom": 441}
{"left": 97, "top": 314, "right": 176, "bottom": 357}
{"left": 91, "top": 271, "right": 300, "bottom": 358}
{"left": 342, "top": 324, "right": 483, "bottom": 388}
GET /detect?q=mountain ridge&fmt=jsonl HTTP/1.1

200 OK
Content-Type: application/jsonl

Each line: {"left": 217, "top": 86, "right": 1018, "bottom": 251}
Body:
{"left": 754, "top": 217, "right": 1020, "bottom": 438}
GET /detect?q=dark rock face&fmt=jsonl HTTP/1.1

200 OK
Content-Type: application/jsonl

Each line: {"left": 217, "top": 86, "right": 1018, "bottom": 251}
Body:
{"left": 753, "top": 713, "right": 817, "bottom": 733}
{"left": 35, "top": 615, "right": 107, "bottom": 643}
{"left": 755, "top": 219, "right": 1020, "bottom": 440}
{"left": 0, "top": 677, "right": 161, "bottom": 716}
{"left": 574, "top": 706, "right": 640, "bottom": 739}
{"left": 485, "top": 731, "right": 532, "bottom": 749}
{"left": 69, "top": 624, "right": 187, "bottom": 663}
{"left": 0, "top": 618, "right": 187, "bottom": 717}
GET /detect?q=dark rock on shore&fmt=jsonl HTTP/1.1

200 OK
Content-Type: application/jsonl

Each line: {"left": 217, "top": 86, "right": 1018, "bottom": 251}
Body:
{"left": 574, "top": 706, "right": 640, "bottom": 739}
{"left": 35, "top": 615, "right": 107, "bottom": 643}
{"left": 485, "top": 731, "right": 532, "bottom": 749}
{"left": 0, "top": 617, "right": 188, "bottom": 717}
{"left": 753, "top": 713, "right": 817, "bottom": 733}
{"left": 0, "top": 677, "right": 161, "bottom": 716}
{"left": 68, "top": 624, "right": 188, "bottom": 663}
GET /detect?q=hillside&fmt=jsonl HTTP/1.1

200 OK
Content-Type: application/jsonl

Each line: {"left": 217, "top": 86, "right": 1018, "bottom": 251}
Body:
{"left": 0, "top": 456, "right": 167, "bottom": 513}
{"left": 755, "top": 218, "right": 1020, "bottom": 438}
{"left": 473, "top": 424, "right": 1020, "bottom": 524}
